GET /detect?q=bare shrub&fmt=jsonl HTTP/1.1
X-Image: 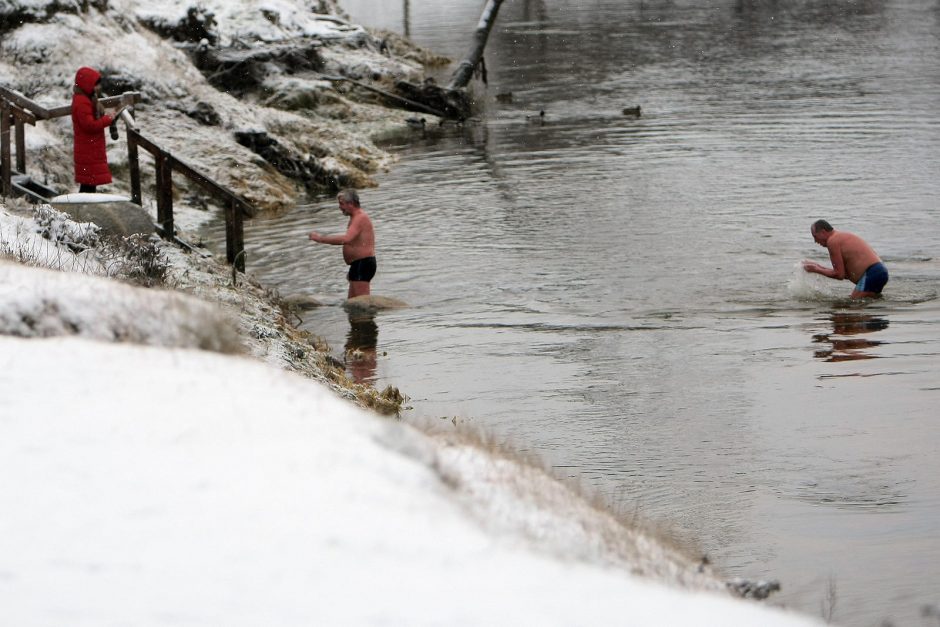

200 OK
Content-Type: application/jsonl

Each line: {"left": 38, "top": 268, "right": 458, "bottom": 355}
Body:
{"left": 0, "top": 236, "right": 43, "bottom": 266}
{"left": 98, "top": 234, "right": 170, "bottom": 287}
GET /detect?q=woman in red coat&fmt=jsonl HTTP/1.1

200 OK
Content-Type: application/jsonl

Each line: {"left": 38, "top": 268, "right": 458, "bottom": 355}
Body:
{"left": 71, "top": 66, "right": 114, "bottom": 193}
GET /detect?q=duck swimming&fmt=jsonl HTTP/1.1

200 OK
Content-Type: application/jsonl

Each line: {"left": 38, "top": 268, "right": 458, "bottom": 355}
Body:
{"left": 525, "top": 110, "right": 546, "bottom": 125}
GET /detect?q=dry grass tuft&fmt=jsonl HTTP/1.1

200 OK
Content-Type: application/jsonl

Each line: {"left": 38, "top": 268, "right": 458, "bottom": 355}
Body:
{"left": 411, "top": 420, "right": 722, "bottom": 593}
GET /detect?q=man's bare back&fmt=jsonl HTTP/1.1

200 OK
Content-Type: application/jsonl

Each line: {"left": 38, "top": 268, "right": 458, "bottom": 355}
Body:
{"left": 819, "top": 230, "right": 880, "bottom": 283}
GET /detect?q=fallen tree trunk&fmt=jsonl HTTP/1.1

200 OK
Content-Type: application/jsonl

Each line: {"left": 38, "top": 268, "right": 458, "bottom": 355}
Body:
{"left": 447, "top": 0, "right": 506, "bottom": 90}
{"left": 319, "top": 74, "right": 449, "bottom": 119}
{"left": 393, "top": 80, "right": 471, "bottom": 120}
{"left": 392, "top": 0, "right": 505, "bottom": 121}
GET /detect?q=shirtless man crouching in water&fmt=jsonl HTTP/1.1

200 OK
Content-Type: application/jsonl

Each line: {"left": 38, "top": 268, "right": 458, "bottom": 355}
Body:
{"left": 803, "top": 219, "right": 888, "bottom": 299}
{"left": 308, "top": 189, "right": 376, "bottom": 299}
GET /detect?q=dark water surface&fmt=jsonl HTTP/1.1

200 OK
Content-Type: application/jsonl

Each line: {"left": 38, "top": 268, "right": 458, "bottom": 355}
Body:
{"left": 207, "top": 1, "right": 940, "bottom": 624}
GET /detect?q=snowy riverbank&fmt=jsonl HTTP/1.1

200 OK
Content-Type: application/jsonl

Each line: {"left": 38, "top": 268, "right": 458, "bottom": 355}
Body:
{"left": 2, "top": 0, "right": 824, "bottom": 624}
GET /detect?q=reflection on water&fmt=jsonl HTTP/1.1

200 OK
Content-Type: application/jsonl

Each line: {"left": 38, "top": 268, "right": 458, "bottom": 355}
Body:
{"left": 345, "top": 311, "right": 379, "bottom": 385}
{"left": 812, "top": 312, "right": 889, "bottom": 362}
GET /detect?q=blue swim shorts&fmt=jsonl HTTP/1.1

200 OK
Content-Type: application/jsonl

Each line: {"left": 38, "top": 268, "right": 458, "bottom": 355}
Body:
{"left": 856, "top": 262, "right": 888, "bottom": 294}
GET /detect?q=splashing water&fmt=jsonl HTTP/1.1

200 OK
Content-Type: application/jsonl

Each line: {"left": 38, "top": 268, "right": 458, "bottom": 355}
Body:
{"left": 786, "top": 261, "right": 842, "bottom": 302}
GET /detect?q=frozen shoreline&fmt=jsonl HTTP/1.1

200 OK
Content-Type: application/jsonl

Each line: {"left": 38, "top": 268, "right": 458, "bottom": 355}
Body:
{"left": 1, "top": 0, "right": 824, "bottom": 624}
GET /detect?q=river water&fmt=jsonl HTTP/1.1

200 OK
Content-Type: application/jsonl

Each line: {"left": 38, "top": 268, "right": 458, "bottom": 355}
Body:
{"left": 205, "top": 1, "right": 940, "bottom": 624}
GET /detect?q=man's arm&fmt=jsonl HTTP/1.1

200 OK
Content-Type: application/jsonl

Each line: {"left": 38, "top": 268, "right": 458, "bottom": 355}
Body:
{"left": 309, "top": 216, "right": 362, "bottom": 245}
{"left": 803, "top": 241, "right": 847, "bottom": 280}
{"left": 825, "top": 241, "right": 848, "bottom": 279}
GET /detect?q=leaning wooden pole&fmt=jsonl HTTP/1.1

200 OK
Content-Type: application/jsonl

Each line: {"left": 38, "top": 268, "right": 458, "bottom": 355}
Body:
{"left": 447, "top": 0, "right": 506, "bottom": 90}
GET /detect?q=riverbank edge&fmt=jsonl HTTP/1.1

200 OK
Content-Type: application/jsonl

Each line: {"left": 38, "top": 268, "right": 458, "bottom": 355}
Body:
{"left": 163, "top": 222, "right": 409, "bottom": 416}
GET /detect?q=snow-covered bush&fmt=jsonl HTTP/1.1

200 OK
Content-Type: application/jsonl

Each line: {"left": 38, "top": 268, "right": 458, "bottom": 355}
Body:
{"left": 33, "top": 204, "right": 101, "bottom": 251}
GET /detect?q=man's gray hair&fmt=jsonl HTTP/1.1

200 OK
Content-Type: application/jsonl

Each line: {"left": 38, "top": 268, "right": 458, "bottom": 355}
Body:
{"left": 337, "top": 188, "right": 360, "bottom": 207}
{"left": 812, "top": 219, "right": 833, "bottom": 233}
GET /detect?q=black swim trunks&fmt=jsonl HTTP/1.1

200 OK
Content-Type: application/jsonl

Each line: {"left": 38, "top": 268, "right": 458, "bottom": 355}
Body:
{"left": 347, "top": 256, "right": 377, "bottom": 282}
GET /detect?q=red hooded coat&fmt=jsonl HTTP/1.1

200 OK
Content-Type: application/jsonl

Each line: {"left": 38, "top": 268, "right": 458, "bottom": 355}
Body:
{"left": 71, "top": 66, "right": 113, "bottom": 186}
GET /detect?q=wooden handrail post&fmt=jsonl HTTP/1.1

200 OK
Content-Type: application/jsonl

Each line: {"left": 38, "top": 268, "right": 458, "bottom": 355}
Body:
{"left": 14, "top": 116, "right": 25, "bottom": 173}
{"left": 224, "top": 200, "right": 234, "bottom": 264}
{"left": 225, "top": 198, "right": 246, "bottom": 272}
{"left": 154, "top": 151, "right": 174, "bottom": 239}
{"left": 1, "top": 100, "right": 11, "bottom": 196}
{"left": 127, "top": 130, "right": 141, "bottom": 205}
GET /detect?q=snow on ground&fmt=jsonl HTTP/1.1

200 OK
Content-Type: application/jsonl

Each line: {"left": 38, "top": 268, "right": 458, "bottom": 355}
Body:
{"left": 0, "top": 197, "right": 234, "bottom": 351}
{"left": 0, "top": 338, "right": 823, "bottom": 627}
{"left": 0, "top": 202, "right": 825, "bottom": 625}
{"left": 0, "top": 259, "right": 240, "bottom": 350}
{"left": 133, "top": 0, "right": 368, "bottom": 45}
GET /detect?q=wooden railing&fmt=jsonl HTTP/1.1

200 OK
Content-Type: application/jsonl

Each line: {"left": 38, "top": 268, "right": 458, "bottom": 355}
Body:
{"left": 126, "top": 128, "right": 252, "bottom": 271}
{"left": 0, "top": 84, "right": 253, "bottom": 272}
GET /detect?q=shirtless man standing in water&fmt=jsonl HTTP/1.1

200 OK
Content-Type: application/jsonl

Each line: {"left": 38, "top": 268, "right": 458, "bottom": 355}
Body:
{"left": 803, "top": 219, "right": 888, "bottom": 299}
{"left": 308, "top": 189, "right": 376, "bottom": 298}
